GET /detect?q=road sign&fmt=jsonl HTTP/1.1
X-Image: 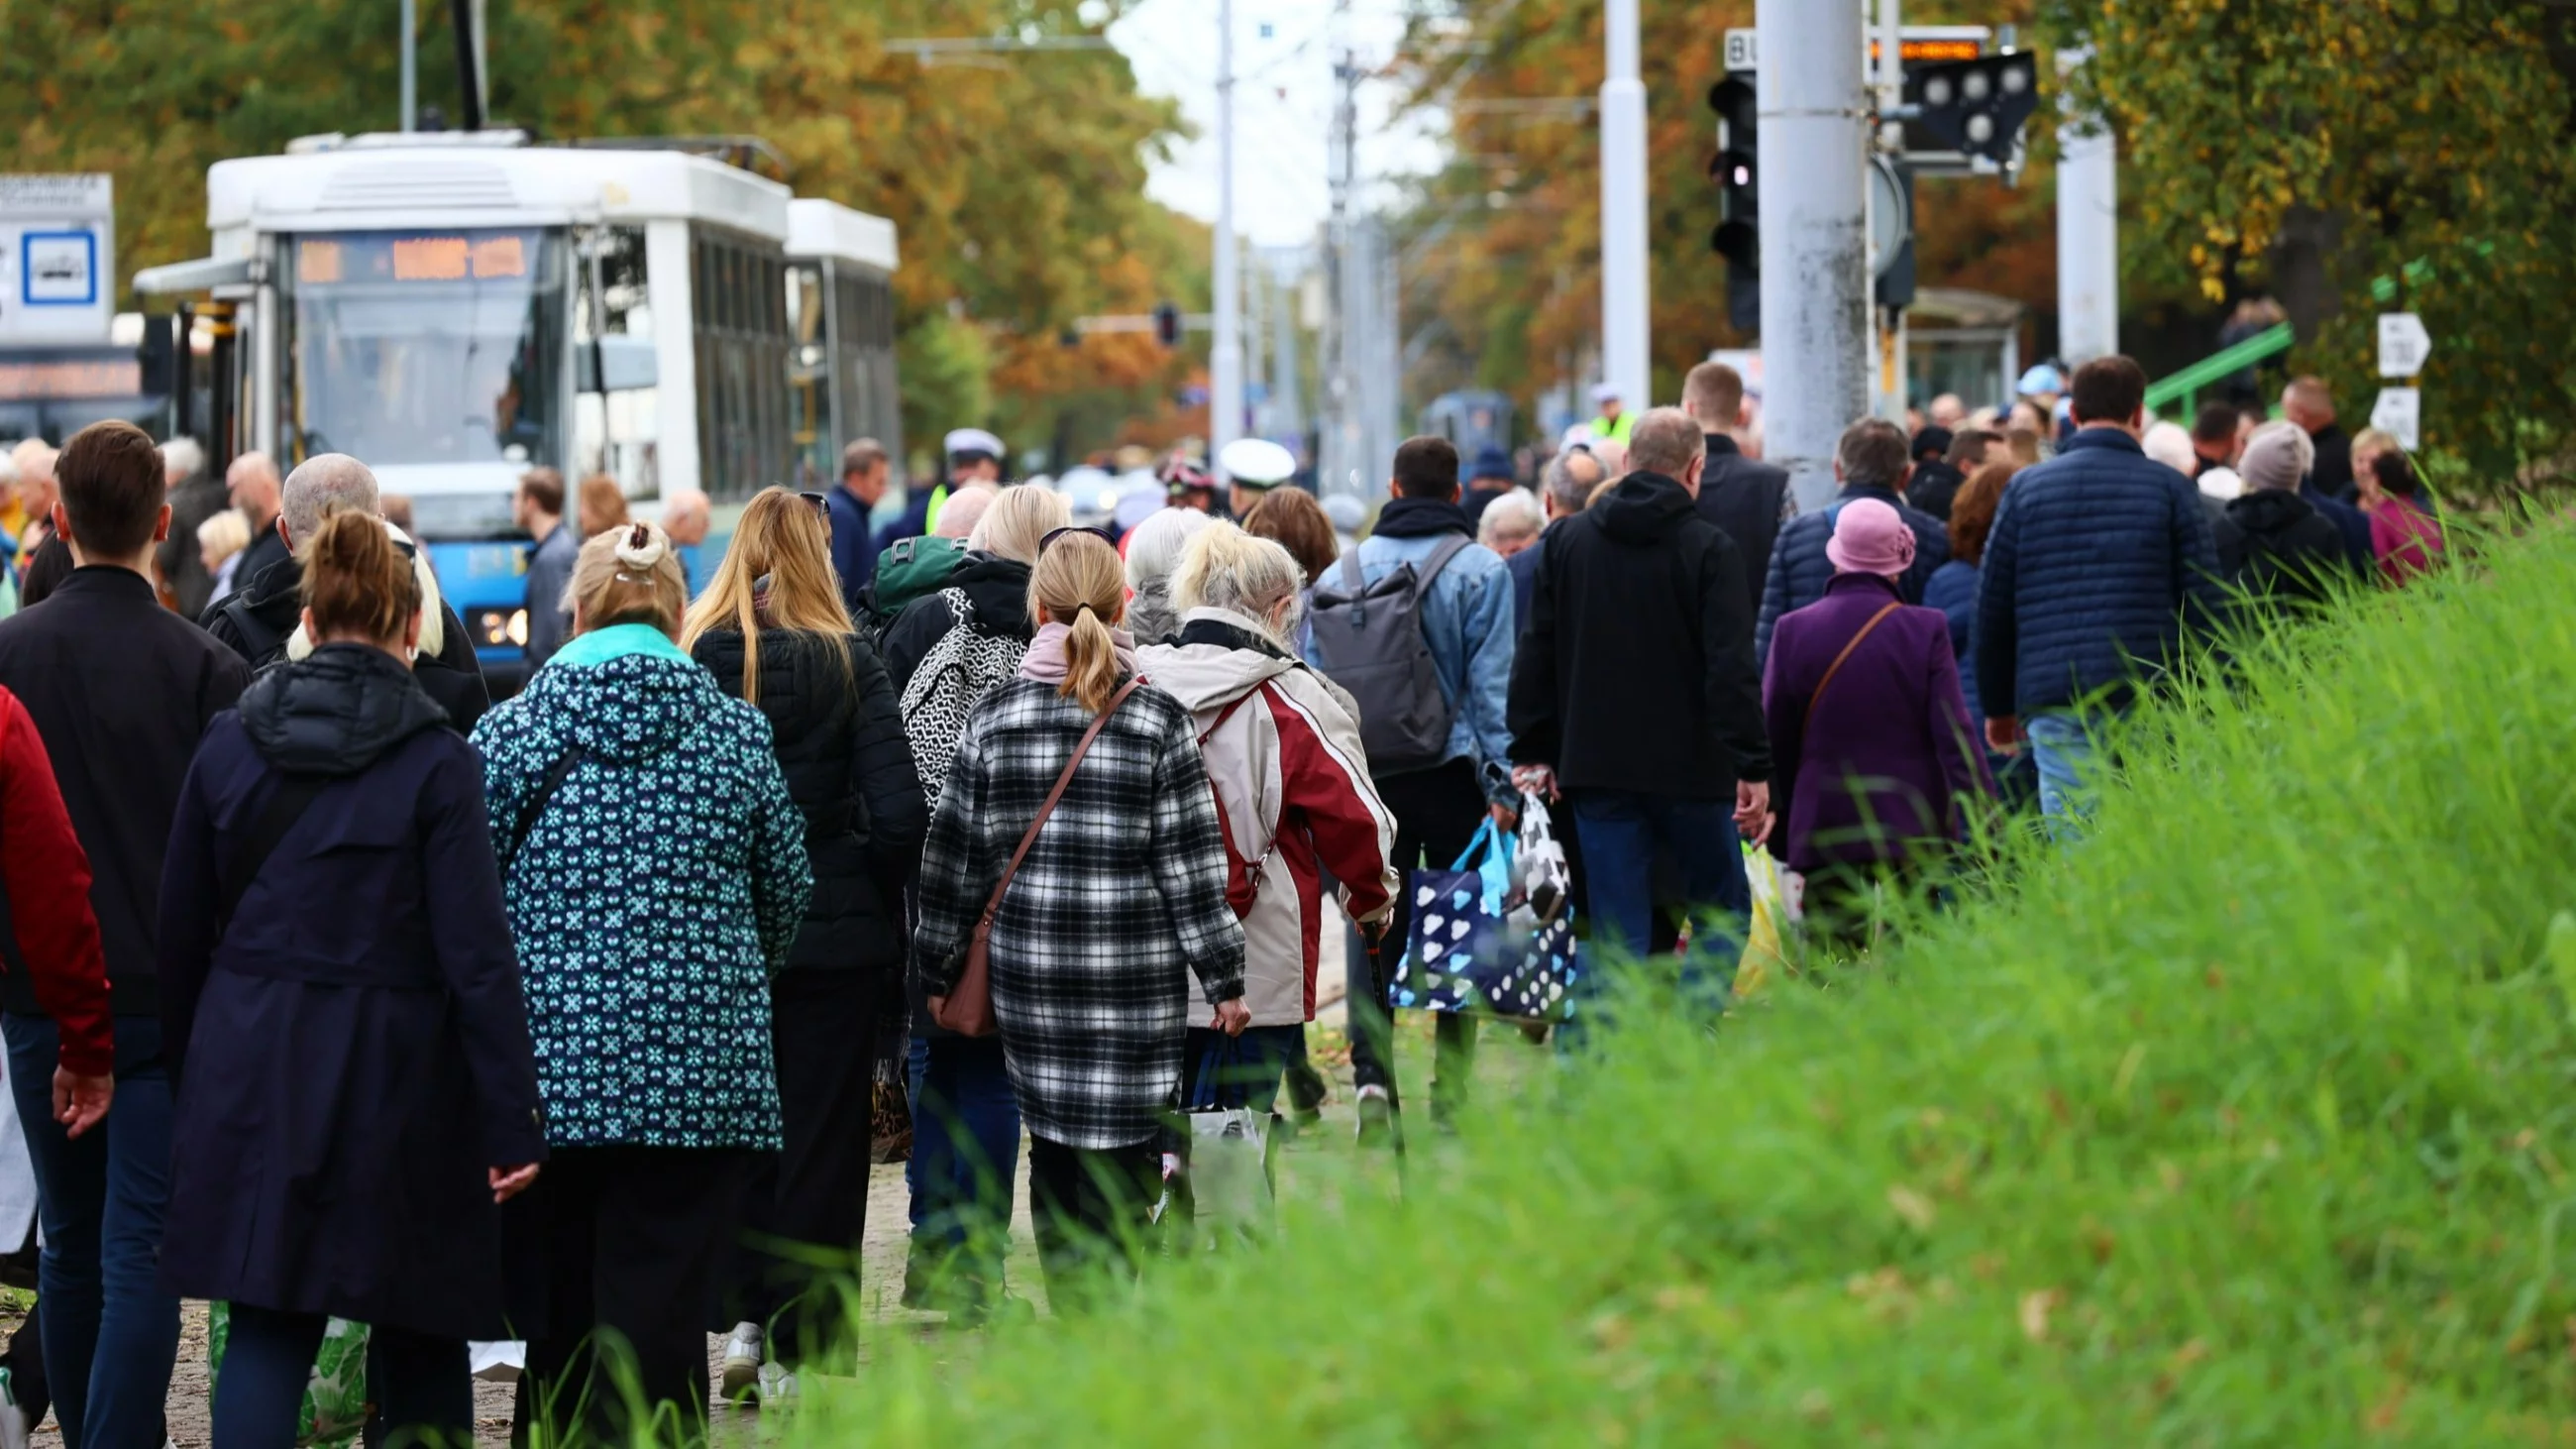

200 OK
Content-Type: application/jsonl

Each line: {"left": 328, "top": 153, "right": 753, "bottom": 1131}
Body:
{"left": 2371, "top": 387, "right": 2421, "bottom": 451}
{"left": 1722, "top": 25, "right": 1990, "bottom": 76}
{"left": 0, "top": 174, "right": 114, "bottom": 345}
{"left": 2377, "top": 312, "right": 2431, "bottom": 378}
{"left": 1725, "top": 28, "right": 1758, "bottom": 72}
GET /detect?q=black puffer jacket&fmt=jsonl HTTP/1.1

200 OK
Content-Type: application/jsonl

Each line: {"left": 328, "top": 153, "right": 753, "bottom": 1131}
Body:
{"left": 203, "top": 555, "right": 491, "bottom": 733}
{"left": 690, "top": 627, "right": 927, "bottom": 972}
{"left": 880, "top": 554, "right": 1035, "bottom": 695}
{"left": 2213, "top": 489, "right": 2347, "bottom": 617}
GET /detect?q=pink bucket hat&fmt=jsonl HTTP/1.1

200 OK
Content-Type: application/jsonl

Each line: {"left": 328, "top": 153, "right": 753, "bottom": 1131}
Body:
{"left": 1826, "top": 497, "right": 1916, "bottom": 578}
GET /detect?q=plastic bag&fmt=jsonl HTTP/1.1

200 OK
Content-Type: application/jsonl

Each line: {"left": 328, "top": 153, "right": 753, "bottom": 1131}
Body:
{"left": 1172, "top": 1035, "right": 1273, "bottom": 1253}
{"left": 1736, "top": 842, "right": 1789, "bottom": 1000}
{"left": 208, "top": 1303, "right": 370, "bottom": 1447}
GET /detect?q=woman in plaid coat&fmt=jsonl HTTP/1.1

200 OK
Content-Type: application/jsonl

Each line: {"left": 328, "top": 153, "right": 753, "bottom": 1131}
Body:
{"left": 914, "top": 529, "right": 1246, "bottom": 1293}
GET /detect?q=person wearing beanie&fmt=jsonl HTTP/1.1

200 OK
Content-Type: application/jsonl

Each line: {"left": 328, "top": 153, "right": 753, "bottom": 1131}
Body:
{"left": 1457, "top": 446, "right": 1519, "bottom": 527}
{"left": 1762, "top": 498, "right": 1991, "bottom": 950}
{"left": 2212, "top": 421, "right": 2350, "bottom": 616}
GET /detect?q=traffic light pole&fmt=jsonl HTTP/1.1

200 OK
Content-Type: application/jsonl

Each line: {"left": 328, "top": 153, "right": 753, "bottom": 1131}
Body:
{"left": 1757, "top": 0, "right": 1871, "bottom": 512}
{"left": 1599, "top": 0, "right": 1650, "bottom": 414}
{"left": 1212, "top": 0, "right": 1246, "bottom": 463}
{"left": 2055, "top": 47, "right": 2119, "bottom": 364}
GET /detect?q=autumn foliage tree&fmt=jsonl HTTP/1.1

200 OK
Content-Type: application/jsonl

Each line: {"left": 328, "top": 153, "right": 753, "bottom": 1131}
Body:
{"left": 0, "top": 0, "right": 1204, "bottom": 456}
{"left": 2040, "top": 0, "right": 2576, "bottom": 483}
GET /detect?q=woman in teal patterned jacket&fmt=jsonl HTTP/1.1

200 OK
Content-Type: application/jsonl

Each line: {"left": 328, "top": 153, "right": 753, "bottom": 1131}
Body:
{"left": 472, "top": 520, "right": 810, "bottom": 1440}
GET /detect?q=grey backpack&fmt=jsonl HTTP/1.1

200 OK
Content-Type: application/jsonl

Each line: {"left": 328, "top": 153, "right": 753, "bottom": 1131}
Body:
{"left": 1308, "top": 536, "right": 1472, "bottom": 775}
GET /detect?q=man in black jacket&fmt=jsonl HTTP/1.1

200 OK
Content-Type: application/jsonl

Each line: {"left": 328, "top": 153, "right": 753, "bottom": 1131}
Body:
{"left": 1509, "top": 408, "right": 1771, "bottom": 1036}
{"left": 1681, "top": 361, "right": 1791, "bottom": 616}
{"left": 0, "top": 419, "right": 253, "bottom": 1444}
{"left": 202, "top": 454, "right": 490, "bottom": 731}
{"left": 2214, "top": 421, "right": 2349, "bottom": 617}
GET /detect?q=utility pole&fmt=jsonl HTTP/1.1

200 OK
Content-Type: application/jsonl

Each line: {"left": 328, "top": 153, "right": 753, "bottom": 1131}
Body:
{"left": 1756, "top": 0, "right": 1870, "bottom": 513}
{"left": 1321, "top": 32, "right": 1359, "bottom": 497}
{"left": 1598, "top": 0, "right": 1650, "bottom": 410}
{"left": 1211, "top": 0, "right": 1246, "bottom": 464}
{"left": 2055, "top": 47, "right": 2119, "bottom": 364}
{"left": 400, "top": 0, "right": 417, "bottom": 131}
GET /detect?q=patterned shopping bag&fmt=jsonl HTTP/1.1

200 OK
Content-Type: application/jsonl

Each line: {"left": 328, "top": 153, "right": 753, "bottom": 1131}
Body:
{"left": 1391, "top": 817, "right": 1580, "bottom": 1021}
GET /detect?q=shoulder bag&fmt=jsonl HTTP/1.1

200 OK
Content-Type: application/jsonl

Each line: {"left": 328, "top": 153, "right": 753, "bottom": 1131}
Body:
{"left": 930, "top": 677, "right": 1144, "bottom": 1036}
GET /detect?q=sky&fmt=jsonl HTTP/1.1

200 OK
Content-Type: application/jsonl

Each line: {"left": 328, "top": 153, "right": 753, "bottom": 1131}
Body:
{"left": 1109, "top": 0, "right": 1447, "bottom": 249}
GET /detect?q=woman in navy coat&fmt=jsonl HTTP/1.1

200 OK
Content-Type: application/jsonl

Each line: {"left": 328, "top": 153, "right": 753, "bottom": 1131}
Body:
{"left": 156, "top": 510, "right": 546, "bottom": 1445}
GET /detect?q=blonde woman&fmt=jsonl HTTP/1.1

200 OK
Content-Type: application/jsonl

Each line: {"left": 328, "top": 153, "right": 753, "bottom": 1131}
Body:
{"left": 472, "top": 521, "right": 810, "bottom": 1440}
{"left": 197, "top": 507, "right": 253, "bottom": 606}
{"left": 913, "top": 528, "right": 1245, "bottom": 1300}
{"left": 879, "top": 481, "right": 1069, "bottom": 1319}
{"left": 682, "top": 490, "right": 925, "bottom": 1403}
{"left": 1138, "top": 524, "right": 1396, "bottom": 1128}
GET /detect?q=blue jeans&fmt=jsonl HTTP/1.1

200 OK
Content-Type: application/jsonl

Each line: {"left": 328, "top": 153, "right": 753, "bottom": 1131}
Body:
{"left": 2024, "top": 711, "right": 2106, "bottom": 832}
{"left": 905, "top": 1036, "right": 1020, "bottom": 1290}
{"left": 1565, "top": 791, "right": 1750, "bottom": 1045}
{"left": 3, "top": 1012, "right": 179, "bottom": 1449}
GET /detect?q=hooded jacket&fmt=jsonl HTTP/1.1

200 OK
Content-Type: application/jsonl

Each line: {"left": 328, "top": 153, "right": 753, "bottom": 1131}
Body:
{"left": 1508, "top": 472, "right": 1770, "bottom": 798}
{"left": 2213, "top": 489, "right": 2347, "bottom": 615}
{"left": 157, "top": 644, "right": 545, "bottom": 1339}
{"left": 881, "top": 553, "right": 1034, "bottom": 696}
{"left": 690, "top": 626, "right": 926, "bottom": 974}
{"left": 1140, "top": 610, "right": 1398, "bottom": 1028}
{"left": 203, "top": 541, "right": 492, "bottom": 733}
{"left": 473, "top": 624, "right": 811, "bottom": 1151}
{"left": 0, "top": 686, "right": 111, "bottom": 1073}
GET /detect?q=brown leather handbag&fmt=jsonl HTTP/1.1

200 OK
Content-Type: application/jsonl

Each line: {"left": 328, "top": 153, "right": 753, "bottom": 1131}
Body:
{"left": 930, "top": 679, "right": 1143, "bottom": 1036}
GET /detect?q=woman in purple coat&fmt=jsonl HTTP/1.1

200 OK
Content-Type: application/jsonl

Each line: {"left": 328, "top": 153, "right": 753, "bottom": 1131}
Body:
{"left": 1761, "top": 499, "right": 1993, "bottom": 949}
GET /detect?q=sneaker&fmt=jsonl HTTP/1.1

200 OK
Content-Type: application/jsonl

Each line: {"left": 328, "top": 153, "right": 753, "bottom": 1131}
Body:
{"left": 756, "top": 1362, "right": 800, "bottom": 1407}
{"left": 719, "top": 1321, "right": 763, "bottom": 1399}
{"left": 1353, "top": 1083, "right": 1394, "bottom": 1148}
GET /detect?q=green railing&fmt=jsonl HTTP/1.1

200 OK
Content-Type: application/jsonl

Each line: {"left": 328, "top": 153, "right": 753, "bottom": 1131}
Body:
{"left": 2143, "top": 320, "right": 2295, "bottom": 418}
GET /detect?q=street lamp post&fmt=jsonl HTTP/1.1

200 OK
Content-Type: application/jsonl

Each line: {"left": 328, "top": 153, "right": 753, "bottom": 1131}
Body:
{"left": 1211, "top": 0, "right": 1246, "bottom": 463}
{"left": 1599, "top": 0, "right": 1650, "bottom": 413}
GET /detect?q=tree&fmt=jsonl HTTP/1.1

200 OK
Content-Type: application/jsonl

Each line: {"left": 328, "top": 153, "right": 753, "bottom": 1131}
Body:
{"left": 0, "top": 0, "right": 1204, "bottom": 458}
{"left": 2039, "top": 0, "right": 2576, "bottom": 483}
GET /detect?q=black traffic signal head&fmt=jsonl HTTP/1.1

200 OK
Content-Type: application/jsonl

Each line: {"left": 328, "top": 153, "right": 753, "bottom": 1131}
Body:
{"left": 1903, "top": 52, "right": 2040, "bottom": 164}
{"left": 1707, "top": 72, "right": 1760, "bottom": 331}
{"left": 1152, "top": 300, "right": 1181, "bottom": 347}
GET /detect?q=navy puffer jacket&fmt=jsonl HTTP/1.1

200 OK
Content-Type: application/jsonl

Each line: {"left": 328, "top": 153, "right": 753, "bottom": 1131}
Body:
{"left": 1973, "top": 429, "right": 2225, "bottom": 719}
{"left": 1754, "top": 485, "right": 1948, "bottom": 667}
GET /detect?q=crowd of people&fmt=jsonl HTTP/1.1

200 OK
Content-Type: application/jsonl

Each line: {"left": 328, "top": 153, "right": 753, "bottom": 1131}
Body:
{"left": 0, "top": 348, "right": 2447, "bottom": 1440}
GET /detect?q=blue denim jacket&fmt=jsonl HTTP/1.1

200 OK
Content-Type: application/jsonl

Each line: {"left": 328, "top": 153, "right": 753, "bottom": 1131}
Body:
{"left": 1310, "top": 531, "right": 1518, "bottom": 802}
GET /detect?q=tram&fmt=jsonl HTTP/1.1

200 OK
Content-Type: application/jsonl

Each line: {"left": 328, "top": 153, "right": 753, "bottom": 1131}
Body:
{"left": 786, "top": 198, "right": 903, "bottom": 489}
{"left": 133, "top": 131, "right": 900, "bottom": 677}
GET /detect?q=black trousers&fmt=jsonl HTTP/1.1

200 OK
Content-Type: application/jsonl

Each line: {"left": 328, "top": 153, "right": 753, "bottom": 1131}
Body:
{"left": 729, "top": 968, "right": 876, "bottom": 1369}
{"left": 216, "top": 1303, "right": 466, "bottom": 1447}
{"left": 1025, "top": 1136, "right": 1157, "bottom": 1309}
{"left": 1346, "top": 757, "right": 1483, "bottom": 1113}
{"left": 515, "top": 1145, "right": 743, "bottom": 1440}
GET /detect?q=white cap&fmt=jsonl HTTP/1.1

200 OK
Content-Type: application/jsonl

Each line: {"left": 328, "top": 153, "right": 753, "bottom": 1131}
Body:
{"left": 1560, "top": 422, "right": 1596, "bottom": 448}
{"left": 1589, "top": 383, "right": 1621, "bottom": 405}
{"left": 1218, "top": 437, "right": 1297, "bottom": 488}
{"left": 943, "top": 427, "right": 1005, "bottom": 460}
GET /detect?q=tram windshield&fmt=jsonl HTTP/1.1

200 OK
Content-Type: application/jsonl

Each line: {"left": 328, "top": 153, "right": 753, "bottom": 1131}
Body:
{"left": 285, "top": 229, "right": 568, "bottom": 468}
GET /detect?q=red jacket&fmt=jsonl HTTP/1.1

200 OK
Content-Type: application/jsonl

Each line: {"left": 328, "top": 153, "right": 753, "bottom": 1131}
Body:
{"left": 0, "top": 687, "right": 112, "bottom": 1074}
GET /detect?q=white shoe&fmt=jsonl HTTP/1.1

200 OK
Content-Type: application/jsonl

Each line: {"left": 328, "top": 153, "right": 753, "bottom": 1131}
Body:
{"left": 719, "top": 1321, "right": 764, "bottom": 1399}
{"left": 757, "top": 1362, "right": 800, "bottom": 1407}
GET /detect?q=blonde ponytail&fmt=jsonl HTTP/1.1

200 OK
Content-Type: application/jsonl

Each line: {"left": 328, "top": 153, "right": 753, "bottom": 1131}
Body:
{"left": 1026, "top": 530, "right": 1129, "bottom": 715}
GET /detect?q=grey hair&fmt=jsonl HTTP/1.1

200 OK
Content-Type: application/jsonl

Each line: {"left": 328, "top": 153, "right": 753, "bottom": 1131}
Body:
{"left": 2141, "top": 420, "right": 2197, "bottom": 475}
{"left": 280, "top": 453, "right": 380, "bottom": 544}
{"left": 1174, "top": 521, "right": 1306, "bottom": 647}
{"left": 1542, "top": 450, "right": 1599, "bottom": 514}
{"left": 160, "top": 436, "right": 205, "bottom": 483}
{"left": 1624, "top": 407, "right": 1708, "bottom": 479}
{"left": 1124, "top": 507, "right": 1216, "bottom": 593}
{"left": 1834, "top": 417, "right": 1909, "bottom": 490}
{"left": 1476, "top": 488, "right": 1545, "bottom": 548}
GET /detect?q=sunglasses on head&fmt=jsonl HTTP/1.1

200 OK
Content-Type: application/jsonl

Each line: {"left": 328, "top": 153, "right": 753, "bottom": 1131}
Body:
{"left": 798, "top": 491, "right": 831, "bottom": 518}
{"left": 1039, "top": 524, "right": 1120, "bottom": 554}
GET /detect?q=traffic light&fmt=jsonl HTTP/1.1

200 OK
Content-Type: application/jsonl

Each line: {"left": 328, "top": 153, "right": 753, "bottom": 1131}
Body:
{"left": 1903, "top": 52, "right": 2039, "bottom": 165}
{"left": 1706, "top": 74, "right": 1760, "bottom": 333}
{"left": 1152, "top": 300, "right": 1181, "bottom": 348}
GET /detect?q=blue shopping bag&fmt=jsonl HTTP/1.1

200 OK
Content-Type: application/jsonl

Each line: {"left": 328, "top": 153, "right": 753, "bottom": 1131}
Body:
{"left": 1390, "top": 819, "right": 1579, "bottom": 1021}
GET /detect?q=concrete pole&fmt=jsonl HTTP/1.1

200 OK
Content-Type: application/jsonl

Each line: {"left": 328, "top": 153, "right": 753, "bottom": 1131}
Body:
{"left": 1598, "top": 0, "right": 1650, "bottom": 411}
{"left": 1757, "top": 0, "right": 1871, "bottom": 512}
{"left": 400, "top": 0, "right": 417, "bottom": 131}
{"left": 2055, "top": 48, "right": 2119, "bottom": 364}
{"left": 1211, "top": 0, "right": 1246, "bottom": 463}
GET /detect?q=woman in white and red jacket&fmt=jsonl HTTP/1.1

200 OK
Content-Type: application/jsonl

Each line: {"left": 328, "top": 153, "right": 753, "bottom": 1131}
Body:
{"left": 1140, "top": 523, "right": 1398, "bottom": 1109}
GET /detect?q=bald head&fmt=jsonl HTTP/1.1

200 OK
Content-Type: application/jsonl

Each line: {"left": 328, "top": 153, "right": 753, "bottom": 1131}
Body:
{"left": 280, "top": 454, "right": 379, "bottom": 544}
{"left": 2282, "top": 376, "right": 2335, "bottom": 431}
{"left": 932, "top": 483, "right": 999, "bottom": 540}
{"left": 662, "top": 488, "right": 711, "bottom": 546}
{"left": 226, "top": 450, "right": 281, "bottom": 526}
{"left": 1625, "top": 407, "right": 1708, "bottom": 482}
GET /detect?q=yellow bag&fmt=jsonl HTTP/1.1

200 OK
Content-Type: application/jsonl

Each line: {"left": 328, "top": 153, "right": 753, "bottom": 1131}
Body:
{"left": 1735, "top": 842, "right": 1789, "bottom": 1000}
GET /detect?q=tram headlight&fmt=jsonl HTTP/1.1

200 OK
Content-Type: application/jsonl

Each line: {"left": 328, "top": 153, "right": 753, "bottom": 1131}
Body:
{"left": 473, "top": 608, "right": 530, "bottom": 649}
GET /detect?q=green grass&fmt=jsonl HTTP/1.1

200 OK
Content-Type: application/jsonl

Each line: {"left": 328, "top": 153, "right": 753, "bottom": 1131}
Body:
{"left": 785, "top": 526, "right": 2576, "bottom": 1445}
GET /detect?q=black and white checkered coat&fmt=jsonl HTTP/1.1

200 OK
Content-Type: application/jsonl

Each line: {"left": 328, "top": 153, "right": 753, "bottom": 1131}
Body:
{"left": 914, "top": 676, "right": 1247, "bottom": 1150}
